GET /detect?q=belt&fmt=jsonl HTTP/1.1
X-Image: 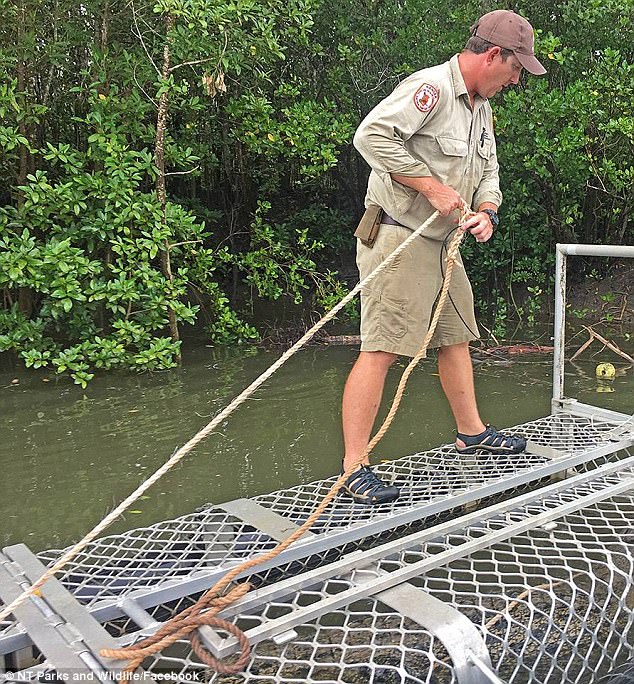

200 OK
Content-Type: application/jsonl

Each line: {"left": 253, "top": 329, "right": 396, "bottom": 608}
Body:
{"left": 381, "top": 213, "right": 406, "bottom": 227}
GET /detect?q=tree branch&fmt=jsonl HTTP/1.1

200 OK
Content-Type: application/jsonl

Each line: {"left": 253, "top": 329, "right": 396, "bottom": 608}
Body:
{"left": 165, "top": 166, "right": 200, "bottom": 176}
{"left": 170, "top": 56, "right": 216, "bottom": 72}
{"left": 167, "top": 239, "right": 203, "bottom": 250}
{"left": 131, "top": 0, "right": 161, "bottom": 77}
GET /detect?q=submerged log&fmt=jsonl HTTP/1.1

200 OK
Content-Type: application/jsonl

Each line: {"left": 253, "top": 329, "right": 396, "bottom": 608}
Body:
{"left": 319, "top": 335, "right": 362, "bottom": 345}
{"left": 483, "top": 344, "right": 554, "bottom": 355}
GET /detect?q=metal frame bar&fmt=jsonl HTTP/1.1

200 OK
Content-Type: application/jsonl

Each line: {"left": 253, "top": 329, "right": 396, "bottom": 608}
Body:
{"left": 564, "top": 400, "right": 634, "bottom": 424}
{"left": 0, "top": 552, "right": 97, "bottom": 673}
{"left": 552, "top": 243, "right": 634, "bottom": 407}
{"left": 468, "top": 655, "right": 507, "bottom": 684}
{"left": 2, "top": 546, "right": 128, "bottom": 674}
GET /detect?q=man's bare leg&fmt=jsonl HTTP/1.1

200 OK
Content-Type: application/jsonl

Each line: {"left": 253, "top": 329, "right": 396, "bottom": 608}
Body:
{"left": 438, "top": 341, "right": 526, "bottom": 453}
{"left": 342, "top": 350, "right": 397, "bottom": 472}
{"left": 437, "top": 342, "right": 486, "bottom": 447}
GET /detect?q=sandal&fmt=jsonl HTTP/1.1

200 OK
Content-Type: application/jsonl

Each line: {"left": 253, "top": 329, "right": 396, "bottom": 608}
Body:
{"left": 342, "top": 465, "right": 400, "bottom": 505}
{"left": 455, "top": 425, "right": 527, "bottom": 455}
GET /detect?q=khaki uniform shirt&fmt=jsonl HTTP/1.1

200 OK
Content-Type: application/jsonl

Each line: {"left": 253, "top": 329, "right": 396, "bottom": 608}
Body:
{"left": 354, "top": 54, "right": 502, "bottom": 241}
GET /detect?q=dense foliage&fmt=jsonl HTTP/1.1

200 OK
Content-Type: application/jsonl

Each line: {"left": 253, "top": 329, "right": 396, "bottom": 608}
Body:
{"left": 1, "top": 0, "right": 632, "bottom": 383}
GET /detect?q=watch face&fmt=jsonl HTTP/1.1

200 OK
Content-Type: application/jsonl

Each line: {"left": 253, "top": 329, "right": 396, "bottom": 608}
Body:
{"left": 484, "top": 209, "right": 499, "bottom": 226}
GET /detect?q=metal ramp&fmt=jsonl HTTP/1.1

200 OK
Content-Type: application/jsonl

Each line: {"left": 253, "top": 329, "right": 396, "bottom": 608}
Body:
{"left": 1, "top": 243, "right": 632, "bottom": 682}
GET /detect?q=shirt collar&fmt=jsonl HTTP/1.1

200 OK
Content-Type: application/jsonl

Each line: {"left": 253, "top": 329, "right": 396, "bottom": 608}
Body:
{"left": 449, "top": 53, "right": 487, "bottom": 108}
{"left": 449, "top": 54, "right": 468, "bottom": 99}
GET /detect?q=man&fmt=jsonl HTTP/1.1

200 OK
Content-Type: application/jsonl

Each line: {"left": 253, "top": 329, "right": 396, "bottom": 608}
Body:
{"left": 342, "top": 10, "right": 547, "bottom": 505}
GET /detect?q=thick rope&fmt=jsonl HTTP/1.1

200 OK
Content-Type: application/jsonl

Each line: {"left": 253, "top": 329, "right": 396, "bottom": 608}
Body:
{"left": 100, "top": 583, "right": 253, "bottom": 673}
{"left": 0, "top": 208, "right": 447, "bottom": 627}
{"left": 98, "top": 207, "right": 470, "bottom": 672}
{"left": 1, "top": 207, "right": 471, "bottom": 674}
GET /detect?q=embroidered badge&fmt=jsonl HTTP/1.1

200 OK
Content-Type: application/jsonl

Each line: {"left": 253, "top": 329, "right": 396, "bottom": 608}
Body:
{"left": 413, "top": 83, "right": 439, "bottom": 113}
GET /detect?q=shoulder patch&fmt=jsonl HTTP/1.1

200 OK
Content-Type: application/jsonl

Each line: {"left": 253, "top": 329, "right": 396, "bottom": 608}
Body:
{"left": 413, "top": 83, "right": 439, "bottom": 113}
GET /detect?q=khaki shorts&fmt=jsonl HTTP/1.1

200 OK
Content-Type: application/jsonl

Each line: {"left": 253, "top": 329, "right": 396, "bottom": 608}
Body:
{"left": 357, "top": 224, "right": 479, "bottom": 357}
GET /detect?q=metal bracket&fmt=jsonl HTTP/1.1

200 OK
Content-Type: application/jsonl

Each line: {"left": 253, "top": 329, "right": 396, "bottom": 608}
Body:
{"left": 525, "top": 441, "right": 568, "bottom": 460}
{"left": 378, "top": 582, "right": 498, "bottom": 684}
{"left": 219, "top": 498, "right": 315, "bottom": 541}
{"left": 557, "top": 400, "right": 633, "bottom": 424}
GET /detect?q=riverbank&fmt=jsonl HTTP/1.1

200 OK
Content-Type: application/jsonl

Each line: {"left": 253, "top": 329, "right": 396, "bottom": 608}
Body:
{"left": 567, "top": 261, "right": 633, "bottom": 326}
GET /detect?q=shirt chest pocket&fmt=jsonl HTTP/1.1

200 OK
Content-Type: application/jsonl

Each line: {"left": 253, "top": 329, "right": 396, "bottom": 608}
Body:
{"left": 434, "top": 136, "right": 468, "bottom": 184}
{"left": 477, "top": 138, "right": 493, "bottom": 161}
{"left": 436, "top": 137, "right": 468, "bottom": 157}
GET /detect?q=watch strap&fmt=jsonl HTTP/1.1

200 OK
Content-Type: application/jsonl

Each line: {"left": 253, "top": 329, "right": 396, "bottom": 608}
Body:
{"left": 481, "top": 208, "right": 499, "bottom": 226}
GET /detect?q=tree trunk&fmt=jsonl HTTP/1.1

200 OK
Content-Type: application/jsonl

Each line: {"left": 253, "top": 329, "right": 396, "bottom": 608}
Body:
{"left": 16, "top": 0, "right": 34, "bottom": 318}
{"left": 154, "top": 13, "right": 181, "bottom": 361}
{"left": 16, "top": 1, "right": 29, "bottom": 206}
{"left": 99, "top": 0, "right": 109, "bottom": 52}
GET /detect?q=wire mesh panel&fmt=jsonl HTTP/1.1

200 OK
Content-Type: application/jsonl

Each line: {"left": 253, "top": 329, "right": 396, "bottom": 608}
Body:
{"left": 141, "top": 603, "right": 458, "bottom": 684}
{"left": 23, "top": 411, "right": 617, "bottom": 612}
{"left": 26, "top": 411, "right": 627, "bottom": 609}
{"left": 253, "top": 411, "right": 626, "bottom": 534}
{"left": 38, "top": 511, "right": 280, "bottom": 605}
{"left": 414, "top": 497, "right": 634, "bottom": 683}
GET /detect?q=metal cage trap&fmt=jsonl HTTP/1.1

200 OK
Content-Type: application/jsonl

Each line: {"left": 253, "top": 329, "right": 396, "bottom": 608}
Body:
{"left": 0, "top": 244, "right": 633, "bottom": 684}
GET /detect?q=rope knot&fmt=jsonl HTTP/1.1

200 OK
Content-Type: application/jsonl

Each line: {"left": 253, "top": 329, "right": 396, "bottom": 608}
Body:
{"left": 210, "top": 581, "right": 251, "bottom": 610}
{"left": 100, "top": 581, "right": 253, "bottom": 674}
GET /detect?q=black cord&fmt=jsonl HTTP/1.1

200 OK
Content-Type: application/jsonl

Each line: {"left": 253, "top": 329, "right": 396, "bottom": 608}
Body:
{"left": 439, "top": 228, "right": 480, "bottom": 339}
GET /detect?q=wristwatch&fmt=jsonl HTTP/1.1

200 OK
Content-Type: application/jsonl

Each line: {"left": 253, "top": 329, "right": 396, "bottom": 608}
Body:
{"left": 481, "top": 209, "right": 499, "bottom": 227}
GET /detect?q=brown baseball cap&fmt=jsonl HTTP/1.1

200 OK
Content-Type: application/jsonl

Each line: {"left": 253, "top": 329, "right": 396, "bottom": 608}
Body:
{"left": 471, "top": 9, "right": 546, "bottom": 75}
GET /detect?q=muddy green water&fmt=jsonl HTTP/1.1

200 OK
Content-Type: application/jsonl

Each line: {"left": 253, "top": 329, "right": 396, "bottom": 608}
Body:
{"left": 1, "top": 342, "right": 632, "bottom": 552}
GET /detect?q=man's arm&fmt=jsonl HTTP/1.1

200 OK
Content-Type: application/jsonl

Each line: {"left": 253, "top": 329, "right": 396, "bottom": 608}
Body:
{"left": 391, "top": 174, "right": 464, "bottom": 217}
{"left": 395, "top": 173, "right": 496, "bottom": 240}
{"left": 354, "top": 72, "right": 463, "bottom": 216}
{"left": 394, "top": 140, "right": 500, "bottom": 234}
